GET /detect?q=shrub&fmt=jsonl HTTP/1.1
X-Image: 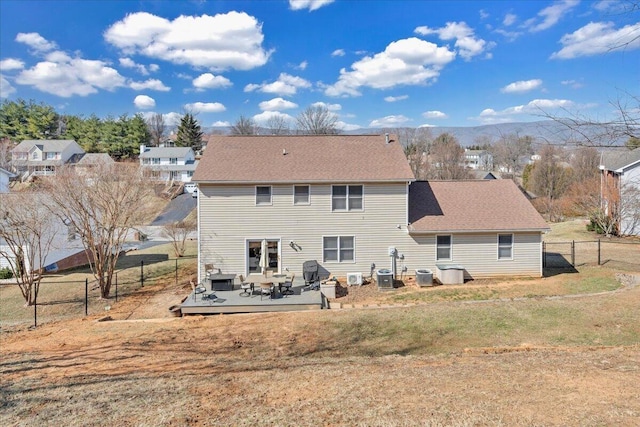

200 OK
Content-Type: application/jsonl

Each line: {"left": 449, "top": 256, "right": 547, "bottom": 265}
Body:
{"left": 0, "top": 267, "right": 13, "bottom": 279}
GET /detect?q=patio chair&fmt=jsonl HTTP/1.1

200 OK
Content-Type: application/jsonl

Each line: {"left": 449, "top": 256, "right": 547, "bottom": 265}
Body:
{"left": 238, "top": 275, "right": 252, "bottom": 297}
{"left": 204, "top": 263, "right": 221, "bottom": 279}
{"left": 259, "top": 282, "right": 274, "bottom": 300}
{"left": 281, "top": 273, "right": 295, "bottom": 297}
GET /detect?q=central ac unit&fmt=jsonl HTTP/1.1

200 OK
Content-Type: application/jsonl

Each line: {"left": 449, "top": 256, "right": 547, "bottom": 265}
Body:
{"left": 347, "top": 272, "right": 363, "bottom": 286}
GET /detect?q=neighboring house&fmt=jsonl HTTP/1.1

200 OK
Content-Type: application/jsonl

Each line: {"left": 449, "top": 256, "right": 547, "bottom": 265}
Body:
{"left": 600, "top": 148, "right": 640, "bottom": 236}
{"left": 139, "top": 144, "right": 198, "bottom": 191}
{"left": 0, "top": 167, "right": 16, "bottom": 193}
{"left": 193, "top": 134, "right": 549, "bottom": 283}
{"left": 469, "top": 170, "right": 498, "bottom": 180}
{"left": 464, "top": 149, "right": 493, "bottom": 171}
{"left": 11, "top": 140, "right": 85, "bottom": 178}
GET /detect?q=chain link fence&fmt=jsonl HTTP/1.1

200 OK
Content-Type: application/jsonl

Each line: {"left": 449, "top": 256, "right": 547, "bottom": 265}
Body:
{"left": 543, "top": 240, "right": 640, "bottom": 271}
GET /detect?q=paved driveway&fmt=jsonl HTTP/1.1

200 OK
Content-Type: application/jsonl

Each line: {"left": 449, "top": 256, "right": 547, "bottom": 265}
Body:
{"left": 150, "top": 193, "right": 196, "bottom": 226}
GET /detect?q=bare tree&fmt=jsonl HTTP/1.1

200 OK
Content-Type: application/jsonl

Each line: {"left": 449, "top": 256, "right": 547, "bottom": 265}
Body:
{"left": 44, "top": 163, "right": 153, "bottom": 298}
{"left": 265, "top": 115, "right": 291, "bottom": 135}
{"left": 428, "top": 133, "right": 471, "bottom": 180}
{"left": 146, "top": 113, "right": 166, "bottom": 146}
{"left": 161, "top": 219, "right": 196, "bottom": 257}
{"left": 392, "top": 127, "right": 433, "bottom": 180}
{"left": 295, "top": 105, "right": 340, "bottom": 135}
{"left": 0, "top": 138, "right": 12, "bottom": 170}
{"left": 528, "top": 145, "right": 574, "bottom": 221}
{"left": 230, "top": 115, "right": 258, "bottom": 135}
{"left": 0, "top": 193, "right": 57, "bottom": 306}
{"left": 490, "top": 134, "right": 533, "bottom": 176}
{"left": 570, "top": 146, "right": 600, "bottom": 183}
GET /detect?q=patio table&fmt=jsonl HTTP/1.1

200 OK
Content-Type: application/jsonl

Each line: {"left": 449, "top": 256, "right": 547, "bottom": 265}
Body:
{"left": 246, "top": 273, "right": 288, "bottom": 295}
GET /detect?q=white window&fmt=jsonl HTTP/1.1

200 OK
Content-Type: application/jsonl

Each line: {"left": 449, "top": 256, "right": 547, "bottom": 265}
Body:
{"left": 294, "top": 185, "right": 310, "bottom": 205}
{"left": 256, "top": 186, "right": 272, "bottom": 205}
{"left": 498, "top": 234, "right": 513, "bottom": 260}
{"left": 46, "top": 152, "right": 57, "bottom": 160}
{"left": 152, "top": 158, "right": 160, "bottom": 165}
{"left": 170, "top": 158, "right": 178, "bottom": 165}
{"left": 332, "top": 185, "right": 363, "bottom": 211}
{"left": 16, "top": 152, "right": 27, "bottom": 160}
{"left": 436, "top": 235, "right": 452, "bottom": 260}
{"left": 143, "top": 158, "right": 150, "bottom": 165}
{"left": 31, "top": 151, "right": 39, "bottom": 160}
{"left": 323, "top": 236, "right": 355, "bottom": 263}
{"left": 187, "top": 171, "right": 193, "bottom": 177}
{"left": 170, "top": 171, "right": 179, "bottom": 180}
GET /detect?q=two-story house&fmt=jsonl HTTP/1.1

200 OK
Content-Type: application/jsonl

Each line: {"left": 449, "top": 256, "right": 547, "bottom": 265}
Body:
{"left": 11, "top": 140, "right": 85, "bottom": 178}
{"left": 464, "top": 149, "right": 493, "bottom": 171}
{"left": 139, "top": 144, "right": 198, "bottom": 191}
{"left": 600, "top": 148, "right": 640, "bottom": 236}
{"left": 193, "top": 134, "right": 549, "bottom": 283}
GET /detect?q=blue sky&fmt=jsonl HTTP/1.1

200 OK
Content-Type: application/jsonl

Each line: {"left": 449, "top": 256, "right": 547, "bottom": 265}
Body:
{"left": 0, "top": 0, "right": 638, "bottom": 130}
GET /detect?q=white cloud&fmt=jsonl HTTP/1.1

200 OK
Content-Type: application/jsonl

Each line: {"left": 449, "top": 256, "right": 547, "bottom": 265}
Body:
{"left": 15, "top": 56, "right": 127, "bottom": 97}
{"left": 325, "top": 37, "right": 455, "bottom": 97}
{"left": 259, "top": 97, "right": 298, "bottom": 111}
{"left": 192, "top": 73, "right": 232, "bottom": 90}
{"left": 336, "top": 120, "right": 361, "bottom": 131}
{"left": 1, "top": 76, "right": 16, "bottom": 98}
{"left": 368, "top": 115, "right": 411, "bottom": 127}
{"left": 253, "top": 110, "right": 295, "bottom": 126}
{"left": 289, "top": 0, "right": 335, "bottom": 11}
{"left": 184, "top": 102, "right": 226, "bottom": 113}
{"left": 311, "top": 101, "right": 341, "bottom": 111}
{"left": 331, "top": 49, "right": 346, "bottom": 57}
{"left": 476, "top": 98, "right": 576, "bottom": 124}
{"left": 524, "top": 0, "right": 579, "bottom": 33}
{"left": 561, "top": 79, "right": 583, "bottom": 89}
{"left": 134, "top": 95, "right": 155, "bottom": 109}
{"left": 501, "top": 79, "right": 543, "bottom": 93}
{"left": 503, "top": 13, "right": 517, "bottom": 26}
{"left": 0, "top": 58, "right": 25, "bottom": 71}
{"left": 244, "top": 73, "right": 311, "bottom": 96}
{"left": 104, "top": 11, "right": 272, "bottom": 71}
{"left": 384, "top": 95, "right": 408, "bottom": 102}
{"left": 129, "top": 78, "right": 170, "bottom": 91}
{"left": 119, "top": 57, "right": 158, "bottom": 75}
{"left": 15, "top": 32, "right": 57, "bottom": 52}
{"left": 212, "top": 120, "right": 231, "bottom": 127}
{"left": 296, "top": 61, "right": 308, "bottom": 70}
{"left": 422, "top": 110, "right": 448, "bottom": 119}
{"left": 415, "top": 22, "right": 490, "bottom": 61}
{"left": 551, "top": 21, "right": 640, "bottom": 59}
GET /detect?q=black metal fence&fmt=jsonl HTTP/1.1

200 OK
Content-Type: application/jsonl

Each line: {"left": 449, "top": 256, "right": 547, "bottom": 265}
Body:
{"left": 543, "top": 239, "right": 640, "bottom": 270}
{"left": 8, "top": 255, "right": 197, "bottom": 328}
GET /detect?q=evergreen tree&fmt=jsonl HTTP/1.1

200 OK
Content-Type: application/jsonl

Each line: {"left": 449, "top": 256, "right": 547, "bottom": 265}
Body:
{"left": 175, "top": 113, "right": 203, "bottom": 151}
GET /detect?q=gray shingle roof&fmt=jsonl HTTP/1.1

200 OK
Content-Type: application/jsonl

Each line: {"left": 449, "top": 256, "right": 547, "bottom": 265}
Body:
{"left": 408, "top": 180, "right": 549, "bottom": 233}
{"left": 140, "top": 147, "right": 193, "bottom": 158}
{"left": 600, "top": 148, "right": 640, "bottom": 172}
{"left": 13, "top": 140, "right": 81, "bottom": 152}
{"left": 193, "top": 134, "right": 415, "bottom": 183}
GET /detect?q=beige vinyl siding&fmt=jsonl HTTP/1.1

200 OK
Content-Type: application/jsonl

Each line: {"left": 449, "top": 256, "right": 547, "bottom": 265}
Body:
{"left": 401, "top": 233, "right": 542, "bottom": 279}
{"left": 198, "top": 182, "right": 413, "bottom": 280}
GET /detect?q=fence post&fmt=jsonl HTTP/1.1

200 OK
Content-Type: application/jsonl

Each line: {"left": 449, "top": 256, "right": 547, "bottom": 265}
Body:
{"left": 115, "top": 272, "right": 118, "bottom": 302}
{"left": 140, "top": 260, "right": 144, "bottom": 288}
{"left": 542, "top": 242, "right": 546, "bottom": 268}
{"left": 597, "top": 239, "right": 601, "bottom": 266}
{"left": 85, "top": 278, "right": 88, "bottom": 316}
{"left": 571, "top": 240, "right": 575, "bottom": 267}
{"left": 175, "top": 258, "right": 178, "bottom": 285}
{"left": 33, "top": 291, "right": 37, "bottom": 329}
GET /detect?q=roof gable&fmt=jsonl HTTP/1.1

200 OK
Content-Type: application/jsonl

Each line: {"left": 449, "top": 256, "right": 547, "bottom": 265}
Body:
{"left": 409, "top": 180, "right": 549, "bottom": 233}
{"left": 193, "top": 134, "right": 415, "bottom": 183}
{"left": 600, "top": 148, "right": 640, "bottom": 172}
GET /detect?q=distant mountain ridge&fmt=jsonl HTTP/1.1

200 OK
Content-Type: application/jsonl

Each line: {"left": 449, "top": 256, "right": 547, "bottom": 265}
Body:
{"left": 205, "top": 120, "right": 625, "bottom": 147}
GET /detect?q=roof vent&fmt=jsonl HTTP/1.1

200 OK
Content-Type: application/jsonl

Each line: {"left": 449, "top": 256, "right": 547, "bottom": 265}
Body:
{"left": 385, "top": 133, "right": 390, "bottom": 144}
{"left": 283, "top": 148, "right": 288, "bottom": 155}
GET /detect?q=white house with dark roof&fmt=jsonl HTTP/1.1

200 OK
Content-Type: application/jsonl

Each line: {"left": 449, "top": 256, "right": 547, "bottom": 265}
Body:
{"left": 600, "top": 148, "right": 640, "bottom": 236}
{"left": 139, "top": 144, "right": 198, "bottom": 190}
{"left": 11, "top": 140, "right": 85, "bottom": 178}
{"left": 464, "top": 149, "right": 493, "bottom": 171}
{"left": 193, "top": 134, "right": 549, "bottom": 284}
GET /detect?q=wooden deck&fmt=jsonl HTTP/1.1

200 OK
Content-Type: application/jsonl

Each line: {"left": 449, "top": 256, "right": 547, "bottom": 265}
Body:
{"left": 179, "top": 283, "right": 325, "bottom": 315}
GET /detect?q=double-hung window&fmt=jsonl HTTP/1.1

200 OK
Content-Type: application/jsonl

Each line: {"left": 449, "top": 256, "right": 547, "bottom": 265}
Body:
{"left": 436, "top": 235, "right": 452, "bottom": 260}
{"left": 152, "top": 158, "right": 160, "bottom": 165}
{"left": 323, "top": 236, "right": 355, "bottom": 263}
{"left": 169, "top": 157, "right": 178, "bottom": 165}
{"left": 294, "top": 185, "right": 310, "bottom": 205}
{"left": 256, "top": 186, "right": 272, "bottom": 205}
{"left": 498, "top": 234, "right": 513, "bottom": 260}
{"left": 332, "top": 185, "right": 363, "bottom": 211}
